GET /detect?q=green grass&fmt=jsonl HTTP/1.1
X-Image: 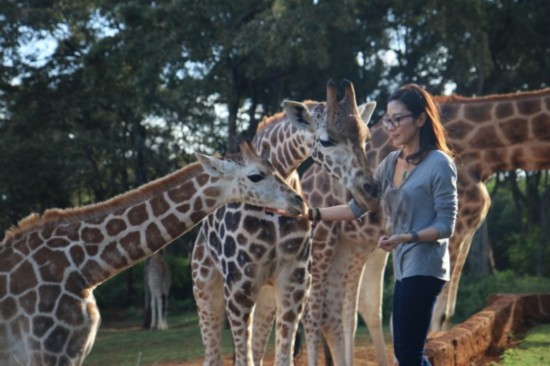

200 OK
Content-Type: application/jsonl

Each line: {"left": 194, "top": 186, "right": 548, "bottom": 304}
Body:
{"left": 84, "top": 310, "right": 390, "bottom": 365}
{"left": 490, "top": 323, "right": 550, "bottom": 365}
{"left": 86, "top": 272, "right": 550, "bottom": 365}
{"left": 84, "top": 312, "right": 237, "bottom": 365}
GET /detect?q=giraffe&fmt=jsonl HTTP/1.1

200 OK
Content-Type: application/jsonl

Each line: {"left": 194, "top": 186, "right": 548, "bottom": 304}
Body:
{"left": 145, "top": 252, "right": 172, "bottom": 330}
{"left": 0, "top": 142, "right": 306, "bottom": 366}
{"left": 191, "top": 80, "right": 380, "bottom": 366}
{"left": 298, "top": 87, "right": 550, "bottom": 366}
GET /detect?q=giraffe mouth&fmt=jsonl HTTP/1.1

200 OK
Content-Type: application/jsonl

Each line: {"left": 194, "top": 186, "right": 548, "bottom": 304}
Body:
{"left": 263, "top": 199, "right": 306, "bottom": 217}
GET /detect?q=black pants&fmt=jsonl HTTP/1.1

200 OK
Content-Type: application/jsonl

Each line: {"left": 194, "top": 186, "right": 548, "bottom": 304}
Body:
{"left": 392, "top": 275, "right": 445, "bottom": 366}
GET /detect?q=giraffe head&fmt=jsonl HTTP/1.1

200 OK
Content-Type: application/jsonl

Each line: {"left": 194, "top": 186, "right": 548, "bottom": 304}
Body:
{"left": 196, "top": 141, "right": 306, "bottom": 216}
{"left": 284, "top": 80, "right": 379, "bottom": 212}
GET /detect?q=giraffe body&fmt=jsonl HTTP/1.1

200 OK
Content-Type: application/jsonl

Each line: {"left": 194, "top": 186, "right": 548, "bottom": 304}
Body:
{"left": 145, "top": 252, "right": 171, "bottom": 330}
{"left": 192, "top": 81, "right": 379, "bottom": 366}
{"left": 0, "top": 142, "right": 305, "bottom": 366}
{"left": 299, "top": 88, "right": 550, "bottom": 365}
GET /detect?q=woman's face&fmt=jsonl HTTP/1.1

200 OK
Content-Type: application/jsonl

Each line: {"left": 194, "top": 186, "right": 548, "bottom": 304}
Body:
{"left": 384, "top": 100, "right": 420, "bottom": 147}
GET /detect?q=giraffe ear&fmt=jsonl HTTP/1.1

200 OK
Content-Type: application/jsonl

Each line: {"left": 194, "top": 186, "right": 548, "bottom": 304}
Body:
{"left": 358, "top": 101, "right": 378, "bottom": 127}
{"left": 283, "top": 101, "right": 313, "bottom": 130}
{"left": 195, "top": 153, "right": 234, "bottom": 177}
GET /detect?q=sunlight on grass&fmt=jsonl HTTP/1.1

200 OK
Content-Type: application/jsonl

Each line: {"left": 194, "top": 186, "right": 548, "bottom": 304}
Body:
{"left": 494, "top": 323, "right": 550, "bottom": 366}
{"left": 84, "top": 311, "right": 391, "bottom": 365}
{"left": 84, "top": 313, "right": 236, "bottom": 365}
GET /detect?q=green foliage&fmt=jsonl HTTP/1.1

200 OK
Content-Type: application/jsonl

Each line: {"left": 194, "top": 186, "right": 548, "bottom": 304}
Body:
{"left": 505, "top": 228, "right": 543, "bottom": 275}
{"left": 94, "top": 253, "right": 194, "bottom": 312}
{"left": 3, "top": 0, "right": 550, "bottom": 235}
{"left": 165, "top": 255, "right": 194, "bottom": 306}
{"left": 95, "top": 262, "right": 146, "bottom": 311}
{"left": 453, "top": 271, "right": 550, "bottom": 324}
{"left": 486, "top": 173, "right": 550, "bottom": 276}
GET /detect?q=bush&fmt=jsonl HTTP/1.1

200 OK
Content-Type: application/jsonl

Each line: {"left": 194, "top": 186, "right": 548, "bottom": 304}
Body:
{"left": 94, "top": 254, "right": 195, "bottom": 313}
{"left": 454, "top": 271, "right": 550, "bottom": 323}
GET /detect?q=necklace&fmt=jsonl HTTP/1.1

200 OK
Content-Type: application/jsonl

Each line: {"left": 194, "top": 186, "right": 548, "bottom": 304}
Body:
{"left": 400, "top": 156, "right": 410, "bottom": 181}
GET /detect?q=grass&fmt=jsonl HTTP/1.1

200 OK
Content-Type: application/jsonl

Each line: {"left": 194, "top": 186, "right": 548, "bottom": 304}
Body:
{"left": 84, "top": 310, "right": 391, "bottom": 365}
{"left": 83, "top": 312, "right": 233, "bottom": 365}
{"left": 490, "top": 323, "right": 550, "bottom": 365}
{"left": 86, "top": 272, "right": 550, "bottom": 365}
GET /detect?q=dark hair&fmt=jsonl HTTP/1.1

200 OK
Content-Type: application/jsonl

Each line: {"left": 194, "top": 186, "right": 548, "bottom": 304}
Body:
{"left": 387, "top": 83, "right": 454, "bottom": 164}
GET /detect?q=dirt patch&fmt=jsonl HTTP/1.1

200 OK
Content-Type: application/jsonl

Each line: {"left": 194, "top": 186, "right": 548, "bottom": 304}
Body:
{"left": 145, "top": 343, "right": 395, "bottom": 365}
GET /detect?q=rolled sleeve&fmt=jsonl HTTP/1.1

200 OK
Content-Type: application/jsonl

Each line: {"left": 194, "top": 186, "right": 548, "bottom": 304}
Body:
{"left": 348, "top": 199, "right": 368, "bottom": 219}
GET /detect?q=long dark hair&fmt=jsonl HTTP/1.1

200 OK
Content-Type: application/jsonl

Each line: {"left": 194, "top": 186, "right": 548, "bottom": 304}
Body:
{"left": 388, "top": 83, "right": 454, "bottom": 164}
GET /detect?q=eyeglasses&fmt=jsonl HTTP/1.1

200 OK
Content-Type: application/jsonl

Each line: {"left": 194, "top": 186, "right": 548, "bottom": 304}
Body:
{"left": 382, "top": 114, "right": 415, "bottom": 129}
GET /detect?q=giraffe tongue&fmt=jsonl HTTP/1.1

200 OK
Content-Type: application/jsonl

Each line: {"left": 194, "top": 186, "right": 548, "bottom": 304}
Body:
{"left": 264, "top": 207, "right": 288, "bottom": 216}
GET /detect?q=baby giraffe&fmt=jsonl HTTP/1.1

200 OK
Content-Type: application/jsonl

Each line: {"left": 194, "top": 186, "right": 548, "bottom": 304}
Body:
{"left": 0, "top": 142, "right": 305, "bottom": 366}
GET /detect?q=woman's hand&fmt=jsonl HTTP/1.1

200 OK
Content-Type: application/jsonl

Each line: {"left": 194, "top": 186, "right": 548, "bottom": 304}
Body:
{"left": 377, "top": 234, "right": 407, "bottom": 252}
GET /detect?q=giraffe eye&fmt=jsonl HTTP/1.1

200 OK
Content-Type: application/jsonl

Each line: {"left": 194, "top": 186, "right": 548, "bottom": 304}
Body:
{"left": 319, "top": 138, "right": 336, "bottom": 147}
{"left": 247, "top": 174, "right": 265, "bottom": 183}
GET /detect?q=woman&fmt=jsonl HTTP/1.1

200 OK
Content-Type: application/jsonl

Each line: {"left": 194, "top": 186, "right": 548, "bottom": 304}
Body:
{"left": 308, "top": 83, "right": 458, "bottom": 365}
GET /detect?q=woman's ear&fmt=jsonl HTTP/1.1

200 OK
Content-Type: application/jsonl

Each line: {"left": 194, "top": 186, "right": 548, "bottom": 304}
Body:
{"left": 416, "top": 112, "right": 427, "bottom": 127}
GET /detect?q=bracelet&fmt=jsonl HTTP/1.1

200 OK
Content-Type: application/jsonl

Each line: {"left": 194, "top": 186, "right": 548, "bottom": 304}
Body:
{"left": 308, "top": 207, "right": 322, "bottom": 225}
{"left": 407, "top": 231, "right": 419, "bottom": 243}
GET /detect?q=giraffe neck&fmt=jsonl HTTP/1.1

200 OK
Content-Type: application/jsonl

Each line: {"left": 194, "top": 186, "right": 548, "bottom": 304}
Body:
{"left": 439, "top": 89, "right": 550, "bottom": 182}
{"left": 4, "top": 162, "right": 231, "bottom": 288}
{"left": 253, "top": 106, "right": 317, "bottom": 177}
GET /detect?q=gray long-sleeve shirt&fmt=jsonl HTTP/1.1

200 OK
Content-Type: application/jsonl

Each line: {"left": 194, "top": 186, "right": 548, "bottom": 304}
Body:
{"left": 376, "top": 149, "right": 458, "bottom": 281}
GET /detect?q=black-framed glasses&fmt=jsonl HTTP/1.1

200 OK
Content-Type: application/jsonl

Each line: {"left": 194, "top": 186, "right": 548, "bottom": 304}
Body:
{"left": 382, "top": 113, "right": 415, "bottom": 129}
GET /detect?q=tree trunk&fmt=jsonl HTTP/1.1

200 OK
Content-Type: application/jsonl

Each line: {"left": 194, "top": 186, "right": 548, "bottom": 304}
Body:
{"left": 537, "top": 172, "right": 549, "bottom": 277}
{"left": 466, "top": 220, "right": 495, "bottom": 276}
{"left": 227, "top": 69, "right": 241, "bottom": 154}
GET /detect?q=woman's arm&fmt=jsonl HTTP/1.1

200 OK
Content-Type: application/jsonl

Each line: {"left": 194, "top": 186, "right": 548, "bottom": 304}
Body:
{"left": 314, "top": 204, "right": 358, "bottom": 221}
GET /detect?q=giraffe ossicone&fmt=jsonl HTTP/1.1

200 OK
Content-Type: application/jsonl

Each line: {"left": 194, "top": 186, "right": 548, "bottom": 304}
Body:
{"left": 0, "top": 141, "right": 305, "bottom": 366}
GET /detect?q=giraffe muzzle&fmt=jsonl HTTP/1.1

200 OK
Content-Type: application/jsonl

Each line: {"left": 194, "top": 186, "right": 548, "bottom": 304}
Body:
{"left": 363, "top": 181, "right": 380, "bottom": 198}
{"left": 286, "top": 194, "right": 307, "bottom": 216}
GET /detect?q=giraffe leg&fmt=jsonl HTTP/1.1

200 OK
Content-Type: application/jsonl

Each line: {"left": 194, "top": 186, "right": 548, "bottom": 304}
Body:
{"left": 157, "top": 291, "right": 167, "bottom": 330}
{"left": 252, "top": 285, "right": 277, "bottom": 365}
{"left": 273, "top": 262, "right": 311, "bottom": 366}
{"left": 341, "top": 255, "right": 364, "bottom": 366}
{"left": 302, "top": 225, "right": 339, "bottom": 366}
{"left": 431, "top": 231, "right": 475, "bottom": 331}
{"left": 160, "top": 292, "right": 169, "bottom": 330}
{"left": 321, "top": 242, "right": 353, "bottom": 366}
{"left": 150, "top": 289, "right": 158, "bottom": 330}
{"left": 357, "top": 250, "right": 390, "bottom": 366}
{"left": 225, "top": 284, "right": 258, "bottom": 366}
{"left": 300, "top": 305, "right": 321, "bottom": 366}
{"left": 192, "top": 237, "right": 226, "bottom": 366}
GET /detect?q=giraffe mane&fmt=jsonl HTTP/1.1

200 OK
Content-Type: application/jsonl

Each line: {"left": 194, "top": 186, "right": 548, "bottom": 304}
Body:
{"left": 2, "top": 161, "right": 205, "bottom": 242}
{"left": 256, "top": 100, "right": 319, "bottom": 132}
{"left": 435, "top": 88, "right": 550, "bottom": 104}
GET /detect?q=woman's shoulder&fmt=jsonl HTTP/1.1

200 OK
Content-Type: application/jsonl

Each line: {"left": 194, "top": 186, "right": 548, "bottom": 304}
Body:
{"left": 427, "top": 149, "right": 455, "bottom": 164}
{"left": 426, "top": 149, "right": 457, "bottom": 174}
